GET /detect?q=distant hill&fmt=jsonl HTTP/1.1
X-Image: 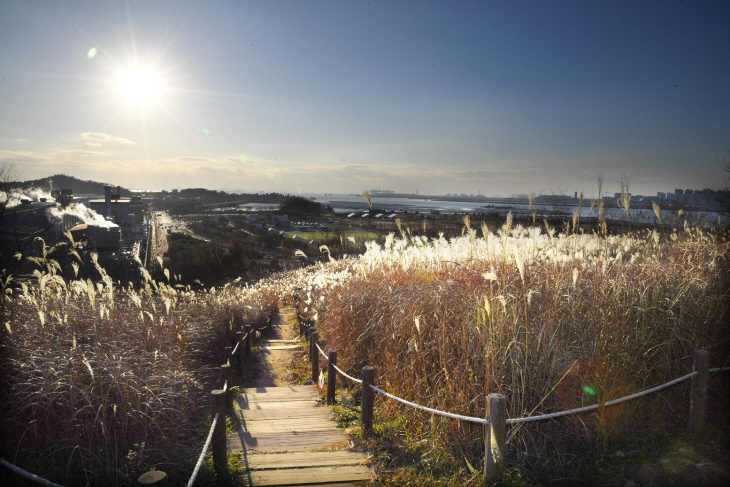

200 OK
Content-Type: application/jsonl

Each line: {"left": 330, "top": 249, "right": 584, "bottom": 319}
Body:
{"left": 19, "top": 174, "right": 133, "bottom": 197}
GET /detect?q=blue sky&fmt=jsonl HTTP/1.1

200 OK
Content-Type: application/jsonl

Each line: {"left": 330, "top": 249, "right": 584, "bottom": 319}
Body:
{"left": 1, "top": 0, "right": 729, "bottom": 197}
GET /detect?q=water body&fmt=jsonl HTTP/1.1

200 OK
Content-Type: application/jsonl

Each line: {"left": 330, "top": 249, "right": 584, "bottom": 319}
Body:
{"left": 305, "top": 194, "right": 487, "bottom": 214}
{"left": 238, "top": 202, "right": 281, "bottom": 211}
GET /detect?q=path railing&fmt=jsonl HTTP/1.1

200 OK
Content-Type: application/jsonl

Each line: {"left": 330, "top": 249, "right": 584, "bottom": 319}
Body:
{"left": 137, "top": 306, "right": 275, "bottom": 487}
{"left": 180, "top": 305, "right": 276, "bottom": 487}
{"left": 298, "top": 310, "right": 730, "bottom": 486}
{"left": 1, "top": 307, "right": 277, "bottom": 487}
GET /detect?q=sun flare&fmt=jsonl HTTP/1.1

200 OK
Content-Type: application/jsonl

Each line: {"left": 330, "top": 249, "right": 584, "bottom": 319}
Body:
{"left": 117, "top": 66, "right": 162, "bottom": 106}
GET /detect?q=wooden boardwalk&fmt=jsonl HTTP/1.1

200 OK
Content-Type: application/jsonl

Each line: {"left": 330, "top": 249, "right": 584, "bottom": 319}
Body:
{"left": 229, "top": 346, "right": 372, "bottom": 485}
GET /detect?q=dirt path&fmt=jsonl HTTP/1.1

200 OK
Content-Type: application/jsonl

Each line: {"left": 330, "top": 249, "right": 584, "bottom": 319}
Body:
{"left": 239, "top": 308, "right": 301, "bottom": 388}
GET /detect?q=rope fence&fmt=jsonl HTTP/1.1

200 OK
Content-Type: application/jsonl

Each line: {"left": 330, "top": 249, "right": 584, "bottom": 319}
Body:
{"left": 180, "top": 306, "right": 275, "bottom": 487}
{"left": 301, "top": 308, "right": 727, "bottom": 486}
{"left": 0, "top": 458, "right": 65, "bottom": 487}
{"left": 298, "top": 303, "right": 730, "bottom": 486}
{"left": 333, "top": 363, "right": 363, "bottom": 385}
{"left": 507, "top": 371, "right": 697, "bottom": 424}
{"left": 3, "top": 299, "right": 294, "bottom": 486}
{"left": 310, "top": 334, "right": 729, "bottom": 428}
{"left": 314, "top": 339, "right": 728, "bottom": 426}
{"left": 185, "top": 412, "right": 219, "bottom": 487}
{"left": 370, "top": 385, "right": 490, "bottom": 424}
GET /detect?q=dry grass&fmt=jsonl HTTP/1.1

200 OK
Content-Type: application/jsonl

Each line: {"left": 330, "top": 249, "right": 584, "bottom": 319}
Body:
{"left": 0, "top": 245, "right": 276, "bottom": 486}
{"left": 274, "top": 223, "right": 730, "bottom": 483}
{"left": 3, "top": 222, "right": 728, "bottom": 485}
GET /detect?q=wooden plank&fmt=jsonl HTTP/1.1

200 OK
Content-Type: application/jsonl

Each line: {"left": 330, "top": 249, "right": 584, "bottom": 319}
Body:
{"left": 238, "top": 408, "right": 333, "bottom": 422}
{"left": 266, "top": 339, "right": 302, "bottom": 344}
{"left": 262, "top": 344, "right": 304, "bottom": 350}
{"left": 240, "top": 465, "right": 372, "bottom": 486}
{"left": 230, "top": 384, "right": 372, "bottom": 484}
{"left": 236, "top": 394, "right": 318, "bottom": 404}
{"left": 241, "top": 385, "right": 316, "bottom": 394}
{"left": 241, "top": 408, "right": 335, "bottom": 427}
{"left": 242, "top": 425, "right": 341, "bottom": 436}
{"left": 242, "top": 418, "right": 339, "bottom": 434}
{"left": 239, "top": 396, "right": 321, "bottom": 406}
{"left": 237, "top": 405, "right": 331, "bottom": 416}
{"left": 239, "top": 391, "right": 319, "bottom": 402}
{"left": 229, "top": 432, "right": 350, "bottom": 452}
{"left": 241, "top": 478, "right": 370, "bottom": 487}
{"left": 237, "top": 397, "right": 320, "bottom": 407}
{"left": 242, "top": 388, "right": 317, "bottom": 397}
{"left": 243, "top": 451, "right": 369, "bottom": 470}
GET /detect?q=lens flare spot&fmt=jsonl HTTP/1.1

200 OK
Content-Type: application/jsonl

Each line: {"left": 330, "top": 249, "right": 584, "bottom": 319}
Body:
{"left": 202, "top": 128, "right": 210, "bottom": 135}
{"left": 87, "top": 47, "right": 98, "bottom": 59}
{"left": 583, "top": 385, "right": 596, "bottom": 396}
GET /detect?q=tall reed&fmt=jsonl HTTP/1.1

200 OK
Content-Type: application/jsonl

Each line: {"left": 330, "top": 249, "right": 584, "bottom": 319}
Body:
{"left": 1, "top": 253, "right": 273, "bottom": 486}
{"left": 271, "top": 224, "right": 730, "bottom": 479}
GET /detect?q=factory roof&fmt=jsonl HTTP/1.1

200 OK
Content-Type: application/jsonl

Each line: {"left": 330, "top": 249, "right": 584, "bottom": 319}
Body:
{"left": 88, "top": 198, "right": 132, "bottom": 204}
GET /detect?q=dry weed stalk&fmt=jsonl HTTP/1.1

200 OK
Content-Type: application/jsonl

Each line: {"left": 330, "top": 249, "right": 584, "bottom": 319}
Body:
{"left": 1, "top": 249, "right": 275, "bottom": 485}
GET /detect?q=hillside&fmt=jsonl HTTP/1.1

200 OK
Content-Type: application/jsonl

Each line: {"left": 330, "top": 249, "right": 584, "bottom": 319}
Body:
{"left": 19, "top": 174, "right": 134, "bottom": 197}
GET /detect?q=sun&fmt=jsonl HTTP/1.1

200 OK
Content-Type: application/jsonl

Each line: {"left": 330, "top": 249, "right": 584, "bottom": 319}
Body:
{"left": 116, "top": 65, "right": 163, "bottom": 107}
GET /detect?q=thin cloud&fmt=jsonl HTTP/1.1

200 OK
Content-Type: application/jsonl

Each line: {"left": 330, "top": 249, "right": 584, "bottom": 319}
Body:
{"left": 0, "top": 150, "right": 52, "bottom": 165}
{"left": 54, "top": 149, "right": 107, "bottom": 159}
{"left": 175, "top": 156, "right": 211, "bottom": 163}
{"left": 80, "top": 132, "right": 137, "bottom": 145}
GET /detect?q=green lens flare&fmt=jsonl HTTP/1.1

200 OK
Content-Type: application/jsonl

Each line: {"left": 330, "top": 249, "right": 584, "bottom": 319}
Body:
{"left": 583, "top": 385, "right": 596, "bottom": 396}
{"left": 87, "top": 47, "right": 97, "bottom": 59}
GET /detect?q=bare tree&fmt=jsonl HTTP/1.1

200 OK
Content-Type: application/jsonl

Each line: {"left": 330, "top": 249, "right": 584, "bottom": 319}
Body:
{"left": 619, "top": 174, "right": 633, "bottom": 232}
{"left": 0, "top": 163, "right": 19, "bottom": 219}
{"left": 0, "top": 164, "right": 28, "bottom": 275}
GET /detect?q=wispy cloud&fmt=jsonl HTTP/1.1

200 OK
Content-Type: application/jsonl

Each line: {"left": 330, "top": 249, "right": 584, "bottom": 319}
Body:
{"left": 174, "top": 156, "right": 211, "bottom": 163}
{"left": 0, "top": 150, "right": 53, "bottom": 165}
{"left": 54, "top": 149, "right": 108, "bottom": 159}
{"left": 80, "top": 132, "right": 137, "bottom": 145}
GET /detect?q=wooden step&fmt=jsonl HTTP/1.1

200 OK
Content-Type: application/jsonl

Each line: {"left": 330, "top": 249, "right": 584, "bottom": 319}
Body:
{"left": 243, "top": 451, "right": 369, "bottom": 470}
{"left": 240, "top": 465, "right": 372, "bottom": 486}
{"left": 230, "top": 357, "right": 371, "bottom": 484}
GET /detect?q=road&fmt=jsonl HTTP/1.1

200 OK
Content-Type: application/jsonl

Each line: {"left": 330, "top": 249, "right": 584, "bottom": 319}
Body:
{"left": 148, "top": 211, "right": 170, "bottom": 268}
{"left": 147, "top": 210, "right": 210, "bottom": 269}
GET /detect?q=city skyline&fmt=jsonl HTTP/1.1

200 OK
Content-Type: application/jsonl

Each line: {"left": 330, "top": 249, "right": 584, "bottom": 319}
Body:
{"left": 2, "top": 1, "right": 729, "bottom": 198}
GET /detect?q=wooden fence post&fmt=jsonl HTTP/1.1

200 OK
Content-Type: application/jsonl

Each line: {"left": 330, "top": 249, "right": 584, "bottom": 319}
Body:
{"left": 244, "top": 325, "right": 252, "bottom": 356}
{"left": 249, "top": 324, "right": 256, "bottom": 346}
{"left": 361, "top": 366, "right": 375, "bottom": 435}
{"left": 690, "top": 349, "right": 710, "bottom": 434}
{"left": 221, "top": 363, "right": 232, "bottom": 408}
{"left": 210, "top": 389, "right": 228, "bottom": 480}
{"left": 235, "top": 331, "right": 244, "bottom": 375}
{"left": 307, "top": 328, "right": 313, "bottom": 361}
{"left": 327, "top": 350, "right": 337, "bottom": 405}
{"left": 485, "top": 393, "right": 506, "bottom": 486}
{"left": 311, "top": 332, "right": 319, "bottom": 382}
{"left": 223, "top": 346, "right": 232, "bottom": 365}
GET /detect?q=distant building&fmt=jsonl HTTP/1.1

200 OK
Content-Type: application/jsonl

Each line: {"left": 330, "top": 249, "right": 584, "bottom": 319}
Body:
{"left": 88, "top": 186, "right": 145, "bottom": 242}
{"left": 247, "top": 213, "right": 289, "bottom": 228}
